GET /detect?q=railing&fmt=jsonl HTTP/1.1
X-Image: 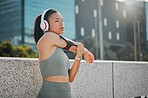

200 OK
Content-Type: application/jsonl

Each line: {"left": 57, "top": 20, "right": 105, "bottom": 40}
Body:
{"left": 0, "top": 57, "right": 148, "bottom": 98}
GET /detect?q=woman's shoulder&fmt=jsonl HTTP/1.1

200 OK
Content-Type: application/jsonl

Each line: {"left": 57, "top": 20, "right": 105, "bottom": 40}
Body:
{"left": 43, "top": 32, "right": 60, "bottom": 40}
{"left": 37, "top": 32, "right": 60, "bottom": 46}
{"left": 44, "top": 32, "right": 58, "bottom": 36}
{"left": 39, "top": 32, "right": 57, "bottom": 40}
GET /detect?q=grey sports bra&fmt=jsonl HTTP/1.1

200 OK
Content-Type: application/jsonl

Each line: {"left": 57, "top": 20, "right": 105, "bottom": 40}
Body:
{"left": 39, "top": 47, "right": 70, "bottom": 78}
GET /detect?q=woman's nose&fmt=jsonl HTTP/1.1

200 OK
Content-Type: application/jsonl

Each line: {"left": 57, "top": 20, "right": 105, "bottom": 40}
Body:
{"left": 60, "top": 21, "right": 64, "bottom": 26}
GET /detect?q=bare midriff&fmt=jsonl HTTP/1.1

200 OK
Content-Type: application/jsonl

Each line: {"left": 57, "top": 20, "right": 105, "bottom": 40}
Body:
{"left": 43, "top": 76, "right": 69, "bottom": 82}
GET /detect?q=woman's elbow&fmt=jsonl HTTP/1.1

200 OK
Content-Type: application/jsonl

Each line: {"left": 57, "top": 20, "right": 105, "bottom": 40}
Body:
{"left": 69, "top": 77, "right": 74, "bottom": 83}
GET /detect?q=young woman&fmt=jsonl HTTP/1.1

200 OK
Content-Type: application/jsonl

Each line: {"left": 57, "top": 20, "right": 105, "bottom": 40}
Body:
{"left": 34, "top": 8, "right": 94, "bottom": 98}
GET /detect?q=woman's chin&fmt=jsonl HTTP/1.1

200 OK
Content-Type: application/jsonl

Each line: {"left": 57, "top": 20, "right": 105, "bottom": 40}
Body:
{"left": 60, "top": 31, "right": 64, "bottom": 34}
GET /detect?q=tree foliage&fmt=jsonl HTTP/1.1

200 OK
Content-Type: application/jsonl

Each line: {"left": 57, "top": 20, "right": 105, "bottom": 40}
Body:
{"left": 0, "top": 41, "right": 37, "bottom": 58}
{"left": 117, "top": 43, "right": 135, "bottom": 61}
{"left": 105, "top": 49, "right": 118, "bottom": 60}
{"left": 81, "top": 36, "right": 96, "bottom": 58}
{"left": 141, "top": 49, "right": 148, "bottom": 61}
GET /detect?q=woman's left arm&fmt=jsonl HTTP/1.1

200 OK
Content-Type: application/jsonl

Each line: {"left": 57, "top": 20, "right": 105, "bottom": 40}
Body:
{"left": 68, "top": 43, "right": 84, "bottom": 82}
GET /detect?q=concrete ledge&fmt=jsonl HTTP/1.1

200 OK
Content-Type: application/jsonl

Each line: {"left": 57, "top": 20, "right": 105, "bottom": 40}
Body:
{"left": 0, "top": 57, "right": 42, "bottom": 98}
{"left": 0, "top": 57, "right": 148, "bottom": 98}
{"left": 113, "top": 61, "right": 148, "bottom": 98}
{"left": 71, "top": 61, "right": 113, "bottom": 98}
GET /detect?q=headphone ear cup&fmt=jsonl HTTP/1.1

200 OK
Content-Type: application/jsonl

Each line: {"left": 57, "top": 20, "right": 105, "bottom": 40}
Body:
{"left": 40, "top": 21, "right": 44, "bottom": 30}
{"left": 40, "top": 20, "right": 49, "bottom": 32}
{"left": 43, "top": 20, "right": 49, "bottom": 31}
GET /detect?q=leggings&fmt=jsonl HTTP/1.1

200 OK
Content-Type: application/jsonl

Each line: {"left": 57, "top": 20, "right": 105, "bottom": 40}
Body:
{"left": 37, "top": 80, "right": 72, "bottom": 98}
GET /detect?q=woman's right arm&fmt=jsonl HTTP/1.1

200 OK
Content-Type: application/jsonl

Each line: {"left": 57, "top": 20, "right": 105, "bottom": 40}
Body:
{"left": 46, "top": 33, "right": 94, "bottom": 64}
{"left": 43, "top": 32, "right": 94, "bottom": 64}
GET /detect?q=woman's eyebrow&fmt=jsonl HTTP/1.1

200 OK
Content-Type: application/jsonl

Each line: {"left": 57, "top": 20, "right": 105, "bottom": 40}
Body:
{"left": 54, "top": 18, "right": 60, "bottom": 19}
{"left": 53, "top": 18, "right": 63, "bottom": 21}
{"left": 54, "top": 17, "right": 63, "bottom": 20}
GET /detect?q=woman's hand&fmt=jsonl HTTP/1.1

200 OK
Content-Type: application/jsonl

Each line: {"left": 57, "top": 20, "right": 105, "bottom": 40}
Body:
{"left": 84, "top": 50, "right": 94, "bottom": 64}
{"left": 76, "top": 43, "right": 84, "bottom": 58}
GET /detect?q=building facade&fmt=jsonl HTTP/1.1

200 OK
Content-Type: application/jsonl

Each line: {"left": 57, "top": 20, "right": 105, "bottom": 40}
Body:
{"left": 145, "top": 2, "right": 148, "bottom": 49}
{"left": 75, "top": 0, "right": 127, "bottom": 48}
{"left": 75, "top": 0, "right": 147, "bottom": 59}
{"left": 0, "top": 0, "right": 23, "bottom": 45}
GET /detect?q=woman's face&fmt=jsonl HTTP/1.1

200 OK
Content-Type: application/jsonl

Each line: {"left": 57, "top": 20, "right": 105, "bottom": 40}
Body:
{"left": 48, "top": 12, "right": 64, "bottom": 34}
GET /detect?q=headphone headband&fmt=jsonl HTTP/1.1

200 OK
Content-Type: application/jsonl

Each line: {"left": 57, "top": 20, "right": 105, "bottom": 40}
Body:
{"left": 41, "top": 8, "right": 51, "bottom": 24}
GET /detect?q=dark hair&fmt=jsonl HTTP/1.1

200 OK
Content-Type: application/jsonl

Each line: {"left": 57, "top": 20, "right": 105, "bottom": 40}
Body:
{"left": 44, "top": 9, "right": 58, "bottom": 25}
{"left": 34, "top": 15, "right": 43, "bottom": 44}
{"left": 33, "top": 9, "right": 58, "bottom": 44}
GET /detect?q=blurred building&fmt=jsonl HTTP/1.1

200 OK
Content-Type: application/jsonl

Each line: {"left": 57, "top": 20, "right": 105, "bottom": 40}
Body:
{"left": 75, "top": 0, "right": 148, "bottom": 59}
{"left": 145, "top": 2, "right": 148, "bottom": 49}
{"left": 75, "top": 0, "right": 127, "bottom": 47}
{"left": 125, "top": 1, "right": 148, "bottom": 60}
{"left": 0, "top": 0, "right": 23, "bottom": 45}
{"left": 0, "top": 0, "right": 75, "bottom": 49}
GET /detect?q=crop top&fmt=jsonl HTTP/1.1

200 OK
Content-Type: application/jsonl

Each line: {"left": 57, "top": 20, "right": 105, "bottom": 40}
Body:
{"left": 39, "top": 47, "right": 70, "bottom": 78}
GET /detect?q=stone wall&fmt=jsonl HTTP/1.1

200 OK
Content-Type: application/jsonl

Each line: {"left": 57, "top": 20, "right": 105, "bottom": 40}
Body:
{"left": 0, "top": 57, "right": 148, "bottom": 98}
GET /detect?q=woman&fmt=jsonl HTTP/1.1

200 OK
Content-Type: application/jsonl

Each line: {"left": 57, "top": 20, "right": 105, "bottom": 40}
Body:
{"left": 34, "top": 8, "right": 94, "bottom": 98}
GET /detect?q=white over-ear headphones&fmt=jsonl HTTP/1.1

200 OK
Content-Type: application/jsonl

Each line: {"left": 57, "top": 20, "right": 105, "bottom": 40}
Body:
{"left": 40, "top": 9, "right": 51, "bottom": 32}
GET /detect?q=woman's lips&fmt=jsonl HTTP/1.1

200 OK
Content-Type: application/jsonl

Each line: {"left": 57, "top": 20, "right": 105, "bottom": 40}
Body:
{"left": 60, "top": 27, "right": 64, "bottom": 31}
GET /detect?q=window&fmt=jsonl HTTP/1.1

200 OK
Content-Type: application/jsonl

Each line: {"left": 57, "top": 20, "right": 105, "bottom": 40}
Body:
{"left": 115, "top": 2, "right": 119, "bottom": 10}
{"left": 123, "top": 10, "right": 126, "bottom": 18}
{"left": 104, "top": 18, "right": 107, "bottom": 26}
{"left": 100, "top": 0, "right": 104, "bottom": 6}
{"left": 93, "top": 9, "right": 97, "bottom": 18}
{"left": 92, "top": 29, "right": 95, "bottom": 37}
{"left": 116, "top": 20, "right": 119, "bottom": 28}
{"left": 81, "top": 27, "right": 84, "bottom": 36}
{"left": 108, "top": 31, "right": 112, "bottom": 40}
{"left": 75, "top": 5, "right": 79, "bottom": 14}
{"left": 116, "top": 32, "right": 120, "bottom": 40}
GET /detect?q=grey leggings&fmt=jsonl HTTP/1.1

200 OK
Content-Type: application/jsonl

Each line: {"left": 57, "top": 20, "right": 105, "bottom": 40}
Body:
{"left": 37, "top": 80, "right": 72, "bottom": 98}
